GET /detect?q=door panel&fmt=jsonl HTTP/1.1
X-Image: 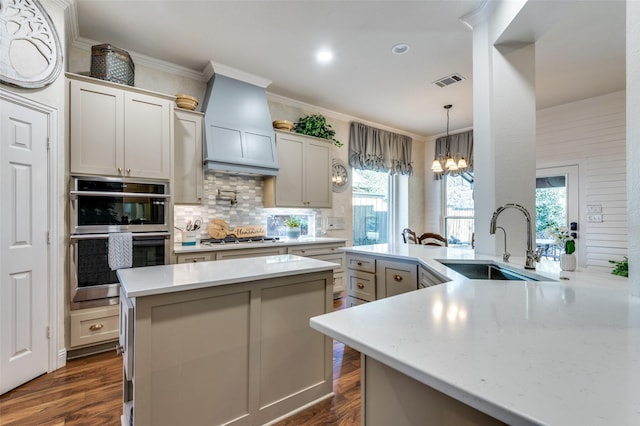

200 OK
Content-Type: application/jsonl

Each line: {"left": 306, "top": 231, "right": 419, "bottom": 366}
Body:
{"left": 1, "top": 96, "right": 49, "bottom": 394}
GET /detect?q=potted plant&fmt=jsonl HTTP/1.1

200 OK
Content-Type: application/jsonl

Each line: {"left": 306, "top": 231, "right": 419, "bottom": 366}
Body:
{"left": 609, "top": 256, "right": 628, "bottom": 277}
{"left": 294, "top": 114, "right": 343, "bottom": 147}
{"left": 545, "top": 225, "right": 576, "bottom": 271}
{"left": 284, "top": 217, "right": 302, "bottom": 240}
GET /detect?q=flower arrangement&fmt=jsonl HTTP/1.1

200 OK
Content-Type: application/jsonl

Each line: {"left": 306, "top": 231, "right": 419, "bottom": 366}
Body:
{"left": 284, "top": 217, "right": 302, "bottom": 228}
{"left": 545, "top": 225, "right": 575, "bottom": 254}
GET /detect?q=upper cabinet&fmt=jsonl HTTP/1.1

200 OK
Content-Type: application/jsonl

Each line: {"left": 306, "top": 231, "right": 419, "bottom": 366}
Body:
{"left": 173, "top": 109, "right": 203, "bottom": 204}
{"left": 264, "top": 131, "right": 332, "bottom": 208}
{"left": 68, "top": 74, "right": 172, "bottom": 179}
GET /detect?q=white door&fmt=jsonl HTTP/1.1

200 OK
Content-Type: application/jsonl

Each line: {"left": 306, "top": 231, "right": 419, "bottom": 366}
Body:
{"left": 0, "top": 96, "right": 49, "bottom": 394}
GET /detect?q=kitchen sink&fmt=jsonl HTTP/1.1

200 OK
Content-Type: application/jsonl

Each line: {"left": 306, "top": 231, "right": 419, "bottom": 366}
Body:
{"left": 437, "top": 260, "right": 553, "bottom": 281}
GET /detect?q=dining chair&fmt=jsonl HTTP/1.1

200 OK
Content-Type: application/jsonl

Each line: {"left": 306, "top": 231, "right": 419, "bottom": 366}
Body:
{"left": 418, "top": 232, "right": 448, "bottom": 247}
{"left": 401, "top": 228, "right": 418, "bottom": 244}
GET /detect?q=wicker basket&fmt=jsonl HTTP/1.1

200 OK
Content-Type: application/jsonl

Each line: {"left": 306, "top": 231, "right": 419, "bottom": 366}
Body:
{"left": 90, "top": 44, "right": 135, "bottom": 86}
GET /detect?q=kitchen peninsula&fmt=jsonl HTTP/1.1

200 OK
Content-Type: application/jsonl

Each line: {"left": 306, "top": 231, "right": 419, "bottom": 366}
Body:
{"left": 117, "top": 255, "right": 336, "bottom": 426}
{"left": 311, "top": 243, "right": 639, "bottom": 425}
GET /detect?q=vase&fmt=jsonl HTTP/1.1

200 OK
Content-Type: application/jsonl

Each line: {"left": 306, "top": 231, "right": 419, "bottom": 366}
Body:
{"left": 560, "top": 253, "right": 576, "bottom": 271}
{"left": 286, "top": 227, "right": 301, "bottom": 240}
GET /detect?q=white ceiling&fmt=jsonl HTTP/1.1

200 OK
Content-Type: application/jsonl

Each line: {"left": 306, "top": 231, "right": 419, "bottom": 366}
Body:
{"left": 74, "top": 0, "right": 626, "bottom": 138}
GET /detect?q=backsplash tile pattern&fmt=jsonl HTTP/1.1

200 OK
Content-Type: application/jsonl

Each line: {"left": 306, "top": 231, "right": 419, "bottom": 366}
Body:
{"left": 174, "top": 172, "right": 323, "bottom": 241}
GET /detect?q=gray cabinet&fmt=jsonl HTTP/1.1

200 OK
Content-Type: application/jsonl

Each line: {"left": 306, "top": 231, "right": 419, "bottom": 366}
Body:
{"left": 173, "top": 109, "right": 203, "bottom": 204}
{"left": 68, "top": 74, "right": 172, "bottom": 179}
{"left": 419, "top": 265, "right": 447, "bottom": 288}
{"left": 346, "top": 253, "right": 377, "bottom": 305}
{"left": 264, "top": 131, "right": 332, "bottom": 208}
{"left": 376, "top": 259, "right": 418, "bottom": 299}
{"left": 288, "top": 243, "right": 346, "bottom": 296}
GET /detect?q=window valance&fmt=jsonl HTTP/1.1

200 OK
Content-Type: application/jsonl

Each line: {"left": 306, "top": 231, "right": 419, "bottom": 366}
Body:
{"left": 434, "top": 130, "right": 473, "bottom": 179}
{"left": 348, "top": 122, "right": 413, "bottom": 175}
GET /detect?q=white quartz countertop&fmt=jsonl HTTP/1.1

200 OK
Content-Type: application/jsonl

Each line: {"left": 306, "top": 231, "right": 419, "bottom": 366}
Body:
{"left": 173, "top": 236, "right": 347, "bottom": 254}
{"left": 311, "top": 243, "right": 639, "bottom": 425}
{"left": 117, "top": 254, "right": 336, "bottom": 298}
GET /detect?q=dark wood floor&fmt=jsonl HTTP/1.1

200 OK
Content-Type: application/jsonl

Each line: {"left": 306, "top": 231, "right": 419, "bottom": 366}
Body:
{"left": 0, "top": 298, "right": 361, "bottom": 426}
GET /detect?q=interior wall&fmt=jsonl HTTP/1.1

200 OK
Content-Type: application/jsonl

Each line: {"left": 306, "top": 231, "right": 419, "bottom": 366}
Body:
{"left": 536, "top": 90, "right": 627, "bottom": 272}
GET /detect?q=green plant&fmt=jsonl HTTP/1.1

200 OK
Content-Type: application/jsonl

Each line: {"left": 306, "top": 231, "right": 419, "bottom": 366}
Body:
{"left": 294, "top": 114, "right": 343, "bottom": 147}
{"left": 609, "top": 256, "right": 628, "bottom": 277}
{"left": 284, "top": 217, "right": 302, "bottom": 228}
{"left": 544, "top": 225, "right": 575, "bottom": 254}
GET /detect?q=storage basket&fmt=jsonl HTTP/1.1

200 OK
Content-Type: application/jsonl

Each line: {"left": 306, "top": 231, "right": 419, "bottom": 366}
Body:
{"left": 90, "top": 44, "right": 135, "bottom": 86}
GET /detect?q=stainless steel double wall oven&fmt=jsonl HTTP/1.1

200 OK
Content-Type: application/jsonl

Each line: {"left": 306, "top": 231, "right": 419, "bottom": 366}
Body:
{"left": 69, "top": 176, "right": 170, "bottom": 309}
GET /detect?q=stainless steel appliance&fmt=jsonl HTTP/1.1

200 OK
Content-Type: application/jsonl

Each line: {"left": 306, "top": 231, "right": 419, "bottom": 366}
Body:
{"left": 69, "top": 176, "right": 170, "bottom": 309}
{"left": 70, "top": 176, "right": 170, "bottom": 234}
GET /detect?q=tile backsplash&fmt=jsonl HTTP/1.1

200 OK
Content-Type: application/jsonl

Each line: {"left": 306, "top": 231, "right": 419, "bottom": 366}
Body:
{"left": 174, "top": 172, "right": 322, "bottom": 241}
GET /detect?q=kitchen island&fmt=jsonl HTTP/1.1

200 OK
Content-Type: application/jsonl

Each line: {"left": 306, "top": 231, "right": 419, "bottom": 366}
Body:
{"left": 310, "top": 243, "right": 640, "bottom": 425}
{"left": 117, "top": 255, "right": 336, "bottom": 426}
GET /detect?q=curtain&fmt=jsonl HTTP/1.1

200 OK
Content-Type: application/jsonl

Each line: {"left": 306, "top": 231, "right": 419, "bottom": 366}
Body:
{"left": 348, "top": 122, "right": 413, "bottom": 175}
{"left": 434, "top": 130, "right": 473, "bottom": 179}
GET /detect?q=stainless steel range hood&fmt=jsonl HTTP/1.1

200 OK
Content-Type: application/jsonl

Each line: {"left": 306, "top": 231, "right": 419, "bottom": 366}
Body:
{"left": 202, "top": 68, "right": 278, "bottom": 176}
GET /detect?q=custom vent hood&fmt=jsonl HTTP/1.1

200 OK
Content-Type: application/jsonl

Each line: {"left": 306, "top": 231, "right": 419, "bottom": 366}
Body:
{"left": 202, "top": 65, "right": 278, "bottom": 176}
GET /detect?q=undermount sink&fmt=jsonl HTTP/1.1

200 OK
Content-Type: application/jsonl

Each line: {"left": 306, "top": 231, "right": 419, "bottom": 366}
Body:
{"left": 437, "top": 260, "right": 553, "bottom": 281}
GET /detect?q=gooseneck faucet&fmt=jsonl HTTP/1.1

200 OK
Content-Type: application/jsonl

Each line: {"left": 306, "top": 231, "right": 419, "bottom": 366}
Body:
{"left": 495, "top": 226, "right": 510, "bottom": 263}
{"left": 489, "top": 203, "right": 542, "bottom": 269}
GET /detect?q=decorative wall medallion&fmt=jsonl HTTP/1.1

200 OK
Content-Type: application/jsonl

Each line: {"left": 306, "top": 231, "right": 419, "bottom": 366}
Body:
{"left": 332, "top": 158, "right": 350, "bottom": 193}
{"left": 0, "top": 0, "right": 63, "bottom": 88}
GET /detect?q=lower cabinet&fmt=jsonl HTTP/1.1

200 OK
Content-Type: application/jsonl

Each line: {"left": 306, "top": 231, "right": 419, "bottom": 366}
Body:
{"left": 120, "top": 270, "right": 333, "bottom": 426}
{"left": 376, "top": 259, "right": 418, "bottom": 299}
{"left": 69, "top": 305, "right": 119, "bottom": 348}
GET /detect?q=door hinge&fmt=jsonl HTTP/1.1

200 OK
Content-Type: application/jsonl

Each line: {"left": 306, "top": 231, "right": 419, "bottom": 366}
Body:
{"left": 47, "top": 232, "right": 51, "bottom": 245}
{"left": 46, "top": 326, "right": 50, "bottom": 339}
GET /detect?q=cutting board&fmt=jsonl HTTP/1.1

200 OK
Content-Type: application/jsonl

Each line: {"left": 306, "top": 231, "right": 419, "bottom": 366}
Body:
{"left": 207, "top": 218, "right": 266, "bottom": 239}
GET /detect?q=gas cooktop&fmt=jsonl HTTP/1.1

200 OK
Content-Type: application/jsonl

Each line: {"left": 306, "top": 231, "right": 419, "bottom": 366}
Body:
{"left": 200, "top": 236, "right": 281, "bottom": 245}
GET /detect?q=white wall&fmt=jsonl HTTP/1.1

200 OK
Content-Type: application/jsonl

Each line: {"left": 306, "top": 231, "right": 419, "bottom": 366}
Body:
{"left": 536, "top": 91, "right": 626, "bottom": 272}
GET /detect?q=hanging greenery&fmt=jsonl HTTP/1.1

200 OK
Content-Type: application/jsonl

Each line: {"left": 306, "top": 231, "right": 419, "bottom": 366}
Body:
{"left": 294, "top": 114, "right": 343, "bottom": 147}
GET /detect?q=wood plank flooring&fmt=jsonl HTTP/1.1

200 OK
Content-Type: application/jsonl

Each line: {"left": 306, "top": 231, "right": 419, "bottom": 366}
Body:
{"left": 0, "top": 298, "right": 361, "bottom": 426}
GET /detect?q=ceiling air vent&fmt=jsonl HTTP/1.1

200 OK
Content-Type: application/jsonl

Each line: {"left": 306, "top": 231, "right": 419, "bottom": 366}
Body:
{"left": 432, "top": 73, "right": 465, "bottom": 88}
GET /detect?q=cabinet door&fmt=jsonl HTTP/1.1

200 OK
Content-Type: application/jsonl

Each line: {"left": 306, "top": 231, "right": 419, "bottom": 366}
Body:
{"left": 274, "top": 134, "right": 305, "bottom": 207}
{"left": 304, "top": 139, "right": 332, "bottom": 207}
{"left": 70, "top": 79, "right": 124, "bottom": 175}
{"left": 175, "top": 253, "right": 213, "bottom": 263}
{"left": 124, "top": 92, "right": 171, "bottom": 179}
{"left": 376, "top": 259, "right": 418, "bottom": 299}
{"left": 174, "top": 110, "right": 203, "bottom": 204}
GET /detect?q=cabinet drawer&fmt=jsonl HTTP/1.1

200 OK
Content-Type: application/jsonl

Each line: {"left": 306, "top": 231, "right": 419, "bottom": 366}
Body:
{"left": 419, "top": 265, "right": 447, "bottom": 288}
{"left": 346, "top": 295, "right": 368, "bottom": 307}
{"left": 288, "top": 244, "right": 343, "bottom": 257}
{"left": 175, "top": 253, "right": 213, "bottom": 263}
{"left": 70, "top": 305, "right": 119, "bottom": 348}
{"left": 305, "top": 253, "right": 345, "bottom": 272}
{"left": 346, "top": 254, "right": 376, "bottom": 273}
{"left": 333, "top": 271, "right": 345, "bottom": 295}
{"left": 347, "top": 270, "right": 376, "bottom": 302}
{"left": 215, "top": 247, "right": 286, "bottom": 260}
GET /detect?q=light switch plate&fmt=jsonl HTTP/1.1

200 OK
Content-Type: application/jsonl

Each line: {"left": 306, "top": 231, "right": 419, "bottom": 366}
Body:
{"left": 325, "top": 216, "right": 345, "bottom": 230}
{"left": 587, "top": 205, "right": 602, "bottom": 214}
{"left": 587, "top": 214, "right": 603, "bottom": 223}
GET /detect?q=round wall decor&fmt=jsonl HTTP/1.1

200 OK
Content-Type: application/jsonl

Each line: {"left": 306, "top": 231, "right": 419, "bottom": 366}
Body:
{"left": 0, "top": 0, "right": 63, "bottom": 88}
{"left": 332, "top": 158, "right": 350, "bottom": 193}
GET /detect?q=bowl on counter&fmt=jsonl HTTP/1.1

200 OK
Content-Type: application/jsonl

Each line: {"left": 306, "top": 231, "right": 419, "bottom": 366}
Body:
{"left": 272, "top": 119, "right": 294, "bottom": 131}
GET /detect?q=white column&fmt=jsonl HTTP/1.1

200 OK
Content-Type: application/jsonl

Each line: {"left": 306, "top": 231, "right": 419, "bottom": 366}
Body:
{"left": 627, "top": 0, "right": 640, "bottom": 297}
{"left": 466, "top": 2, "right": 537, "bottom": 258}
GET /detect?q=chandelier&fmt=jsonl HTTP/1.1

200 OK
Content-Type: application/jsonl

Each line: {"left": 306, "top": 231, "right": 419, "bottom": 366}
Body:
{"left": 431, "top": 104, "right": 468, "bottom": 174}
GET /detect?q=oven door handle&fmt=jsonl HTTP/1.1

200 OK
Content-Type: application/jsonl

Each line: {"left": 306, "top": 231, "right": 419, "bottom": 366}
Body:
{"left": 70, "top": 232, "right": 171, "bottom": 240}
{"left": 70, "top": 190, "right": 171, "bottom": 199}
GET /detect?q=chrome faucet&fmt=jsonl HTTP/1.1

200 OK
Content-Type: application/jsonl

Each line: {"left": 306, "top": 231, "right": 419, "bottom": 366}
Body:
{"left": 495, "top": 226, "right": 510, "bottom": 263}
{"left": 489, "top": 203, "right": 542, "bottom": 269}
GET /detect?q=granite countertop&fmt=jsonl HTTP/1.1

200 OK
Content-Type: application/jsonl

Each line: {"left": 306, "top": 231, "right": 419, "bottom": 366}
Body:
{"left": 311, "top": 243, "right": 639, "bottom": 425}
{"left": 173, "top": 236, "right": 348, "bottom": 254}
{"left": 117, "top": 254, "right": 336, "bottom": 298}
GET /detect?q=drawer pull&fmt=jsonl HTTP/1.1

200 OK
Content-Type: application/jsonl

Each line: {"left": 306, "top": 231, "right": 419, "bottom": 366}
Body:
{"left": 357, "top": 262, "right": 363, "bottom": 266}
{"left": 357, "top": 283, "right": 365, "bottom": 289}
{"left": 89, "top": 323, "right": 104, "bottom": 331}
{"left": 393, "top": 274, "right": 403, "bottom": 282}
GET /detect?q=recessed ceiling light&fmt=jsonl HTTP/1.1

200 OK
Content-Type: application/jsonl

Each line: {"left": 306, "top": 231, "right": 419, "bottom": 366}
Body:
{"left": 391, "top": 43, "right": 410, "bottom": 55}
{"left": 316, "top": 49, "right": 333, "bottom": 63}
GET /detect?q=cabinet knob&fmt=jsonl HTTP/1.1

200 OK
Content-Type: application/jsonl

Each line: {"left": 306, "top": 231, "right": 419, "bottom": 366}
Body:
{"left": 126, "top": 168, "right": 131, "bottom": 175}
{"left": 89, "top": 323, "right": 103, "bottom": 331}
{"left": 357, "top": 283, "right": 365, "bottom": 289}
{"left": 357, "top": 262, "right": 362, "bottom": 266}
{"left": 117, "top": 167, "right": 122, "bottom": 175}
{"left": 393, "top": 274, "right": 403, "bottom": 282}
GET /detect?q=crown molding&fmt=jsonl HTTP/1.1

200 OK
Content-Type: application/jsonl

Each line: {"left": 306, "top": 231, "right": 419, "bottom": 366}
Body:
{"left": 203, "top": 61, "right": 272, "bottom": 87}
{"left": 459, "top": 0, "right": 497, "bottom": 30}
{"left": 266, "top": 91, "right": 426, "bottom": 141}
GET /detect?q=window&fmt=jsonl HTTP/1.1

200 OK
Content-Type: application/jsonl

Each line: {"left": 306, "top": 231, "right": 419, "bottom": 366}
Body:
{"left": 352, "top": 169, "right": 389, "bottom": 246}
{"left": 444, "top": 174, "right": 474, "bottom": 247}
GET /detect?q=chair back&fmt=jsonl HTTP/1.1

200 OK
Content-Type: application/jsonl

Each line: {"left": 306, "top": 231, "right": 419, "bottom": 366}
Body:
{"left": 401, "top": 228, "right": 418, "bottom": 244}
{"left": 418, "top": 232, "right": 448, "bottom": 247}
